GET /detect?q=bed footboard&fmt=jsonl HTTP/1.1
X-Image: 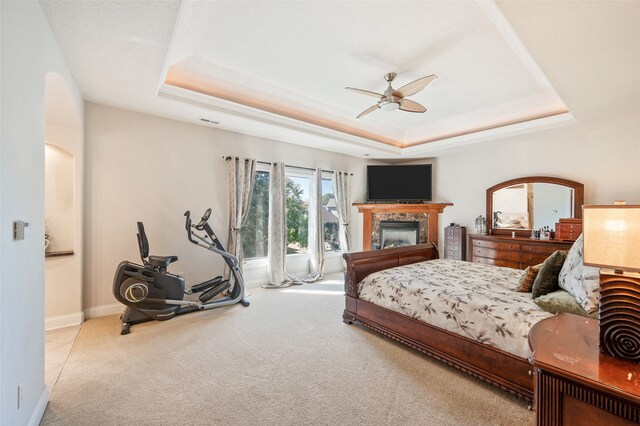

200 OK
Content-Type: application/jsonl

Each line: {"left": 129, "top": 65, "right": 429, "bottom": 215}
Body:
{"left": 342, "top": 243, "right": 438, "bottom": 323}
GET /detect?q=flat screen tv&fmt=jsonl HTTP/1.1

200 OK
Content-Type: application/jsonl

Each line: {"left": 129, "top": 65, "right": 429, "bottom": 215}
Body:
{"left": 367, "top": 164, "right": 432, "bottom": 202}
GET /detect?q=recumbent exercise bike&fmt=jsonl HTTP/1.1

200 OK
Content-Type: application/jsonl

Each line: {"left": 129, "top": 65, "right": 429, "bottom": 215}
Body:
{"left": 113, "top": 208, "right": 249, "bottom": 335}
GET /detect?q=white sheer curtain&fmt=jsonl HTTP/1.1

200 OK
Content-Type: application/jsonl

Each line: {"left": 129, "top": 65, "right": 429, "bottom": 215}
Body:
{"left": 303, "top": 168, "right": 324, "bottom": 282}
{"left": 263, "top": 162, "right": 301, "bottom": 288}
{"left": 333, "top": 171, "right": 352, "bottom": 254}
{"left": 225, "top": 157, "right": 256, "bottom": 284}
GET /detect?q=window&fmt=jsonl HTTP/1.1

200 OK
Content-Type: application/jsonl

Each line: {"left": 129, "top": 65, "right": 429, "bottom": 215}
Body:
{"left": 322, "top": 178, "right": 340, "bottom": 251}
{"left": 242, "top": 170, "right": 269, "bottom": 259}
{"left": 242, "top": 167, "right": 340, "bottom": 260}
{"left": 286, "top": 173, "right": 310, "bottom": 254}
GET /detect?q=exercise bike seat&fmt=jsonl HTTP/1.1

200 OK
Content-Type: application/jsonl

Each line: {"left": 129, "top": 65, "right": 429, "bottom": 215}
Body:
{"left": 148, "top": 255, "right": 178, "bottom": 268}
{"left": 137, "top": 222, "right": 178, "bottom": 269}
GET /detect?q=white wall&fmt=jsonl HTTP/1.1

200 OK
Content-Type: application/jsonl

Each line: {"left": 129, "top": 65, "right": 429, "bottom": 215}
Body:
{"left": 0, "top": 1, "right": 83, "bottom": 424}
{"left": 44, "top": 121, "right": 84, "bottom": 330}
{"left": 430, "top": 109, "right": 640, "bottom": 249}
{"left": 83, "top": 103, "right": 366, "bottom": 312}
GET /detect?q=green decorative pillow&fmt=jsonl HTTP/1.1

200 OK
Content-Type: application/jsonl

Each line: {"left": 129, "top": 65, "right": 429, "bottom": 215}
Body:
{"left": 531, "top": 250, "right": 568, "bottom": 298}
{"left": 534, "top": 289, "right": 598, "bottom": 319}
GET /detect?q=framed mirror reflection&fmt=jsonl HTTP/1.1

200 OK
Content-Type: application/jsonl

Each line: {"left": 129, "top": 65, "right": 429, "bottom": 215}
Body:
{"left": 486, "top": 176, "right": 584, "bottom": 237}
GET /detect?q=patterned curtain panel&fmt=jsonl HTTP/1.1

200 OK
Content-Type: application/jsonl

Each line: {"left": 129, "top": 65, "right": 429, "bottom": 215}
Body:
{"left": 263, "top": 162, "right": 301, "bottom": 288}
{"left": 302, "top": 168, "right": 324, "bottom": 282}
{"left": 333, "top": 171, "right": 352, "bottom": 254}
{"left": 226, "top": 157, "right": 257, "bottom": 286}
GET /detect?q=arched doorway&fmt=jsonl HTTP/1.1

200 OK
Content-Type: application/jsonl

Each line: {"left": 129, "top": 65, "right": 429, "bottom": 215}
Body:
{"left": 44, "top": 72, "right": 83, "bottom": 390}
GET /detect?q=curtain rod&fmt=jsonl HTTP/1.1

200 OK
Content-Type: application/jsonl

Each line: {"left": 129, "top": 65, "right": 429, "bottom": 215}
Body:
{"left": 223, "top": 156, "right": 353, "bottom": 176}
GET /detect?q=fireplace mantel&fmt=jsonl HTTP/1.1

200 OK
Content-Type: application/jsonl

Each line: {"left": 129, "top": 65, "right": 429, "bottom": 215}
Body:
{"left": 353, "top": 203, "right": 453, "bottom": 251}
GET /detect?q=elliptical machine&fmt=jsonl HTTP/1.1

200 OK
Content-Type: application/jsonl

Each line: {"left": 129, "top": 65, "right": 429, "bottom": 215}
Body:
{"left": 113, "top": 208, "right": 249, "bottom": 335}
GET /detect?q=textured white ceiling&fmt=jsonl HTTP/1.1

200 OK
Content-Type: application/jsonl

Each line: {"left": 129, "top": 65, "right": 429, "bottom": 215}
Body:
{"left": 164, "top": 0, "right": 568, "bottom": 148}
{"left": 39, "top": 1, "right": 640, "bottom": 158}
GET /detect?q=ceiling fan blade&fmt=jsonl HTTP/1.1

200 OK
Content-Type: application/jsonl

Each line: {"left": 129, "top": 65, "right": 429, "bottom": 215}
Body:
{"left": 393, "top": 75, "right": 437, "bottom": 98}
{"left": 399, "top": 99, "right": 427, "bottom": 113}
{"left": 346, "top": 87, "right": 384, "bottom": 98}
{"left": 356, "top": 104, "right": 379, "bottom": 118}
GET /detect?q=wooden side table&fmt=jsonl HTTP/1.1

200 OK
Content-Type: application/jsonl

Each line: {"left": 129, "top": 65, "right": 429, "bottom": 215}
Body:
{"left": 529, "top": 314, "right": 640, "bottom": 425}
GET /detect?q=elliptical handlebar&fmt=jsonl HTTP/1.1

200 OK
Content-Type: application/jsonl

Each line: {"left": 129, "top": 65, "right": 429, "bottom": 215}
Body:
{"left": 195, "top": 208, "right": 212, "bottom": 230}
{"left": 183, "top": 211, "right": 197, "bottom": 244}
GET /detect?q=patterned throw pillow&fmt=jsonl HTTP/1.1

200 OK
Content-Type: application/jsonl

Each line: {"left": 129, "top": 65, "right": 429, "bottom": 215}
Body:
{"left": 515, "top": 264, "right": 542, "bottom": 292}
{"left": 558, "top": 234, "right": 600, "bottom": 313}
{"left": 533, "top": 289, "right": 598, "bottom": 319}
{"left": 531, "top": 250, "right": 568, "bottom": 298}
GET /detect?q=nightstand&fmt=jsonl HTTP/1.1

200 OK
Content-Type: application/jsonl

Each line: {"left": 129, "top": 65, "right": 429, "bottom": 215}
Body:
{"left": 529, "top": 314, "right": 640, "bottom": 425}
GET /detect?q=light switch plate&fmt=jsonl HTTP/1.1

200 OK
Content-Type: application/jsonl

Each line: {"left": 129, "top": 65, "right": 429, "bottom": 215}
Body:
{"left": 13, "top": 221, "right": 29, "bottom": 240}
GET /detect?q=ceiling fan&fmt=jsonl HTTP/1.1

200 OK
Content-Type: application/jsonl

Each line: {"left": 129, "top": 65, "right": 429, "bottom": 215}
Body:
{"left": 346, "top": 72, "right": 437, "bottom": 118}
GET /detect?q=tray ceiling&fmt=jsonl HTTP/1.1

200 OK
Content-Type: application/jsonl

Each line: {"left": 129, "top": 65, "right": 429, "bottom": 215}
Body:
{"left": 41, "top": 0, "right": 573, "bottom": 158}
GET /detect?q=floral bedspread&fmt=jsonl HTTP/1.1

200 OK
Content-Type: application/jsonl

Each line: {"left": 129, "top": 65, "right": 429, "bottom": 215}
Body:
{"left": 358, "top": 259, "right": 553, "bottom": 358}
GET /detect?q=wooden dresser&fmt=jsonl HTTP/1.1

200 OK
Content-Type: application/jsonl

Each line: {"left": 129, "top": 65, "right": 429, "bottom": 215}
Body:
{"left": 444, "top": 226, "right": 466, "bottom": 261}
{"left": 529, "top": 314, "right": 640, "bottom": 425}
{"left": 468, "top": 234, "right": 574, "bottom": 269}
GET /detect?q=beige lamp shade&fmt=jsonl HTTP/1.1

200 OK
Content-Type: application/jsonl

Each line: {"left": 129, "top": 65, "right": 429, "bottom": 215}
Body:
{"left": 583, "top": 205, "right": 640, "bottom": 272}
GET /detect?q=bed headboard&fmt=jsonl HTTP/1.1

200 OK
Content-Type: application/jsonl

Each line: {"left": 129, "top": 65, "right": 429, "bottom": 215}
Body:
{"left": 343, "top": 243, "right": 438, "bottom": 298}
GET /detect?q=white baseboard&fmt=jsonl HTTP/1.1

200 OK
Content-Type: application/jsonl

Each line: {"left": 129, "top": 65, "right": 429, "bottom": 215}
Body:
{"left": 28, "top": 385, "right": 49, "bottom": 426}
{"left": 45, "top": 312, "right": 84, "bottom": 331}
{"left": 84, "top": 303, "right": 122, "bottom": 319}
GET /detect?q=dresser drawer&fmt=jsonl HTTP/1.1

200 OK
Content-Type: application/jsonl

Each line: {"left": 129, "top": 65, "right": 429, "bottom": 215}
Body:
{"left": 559, "top": 231, "right": 580, "bottom": 241}
{"left": 472, "top": 239, "right": 520, "bottom": 251}
{"left": 445, "top": 235, "right": 460, "bottom": 243}
{"left": 444, "top": 246, "right": 461, "bottom": 254}
{"left": 521, "top": 244, "right": 566, "bottom": 254}
{"left": 473, "top": 247, "right": 520, "bottom": 261}
{"left": 446, "top": 243, "right": 459, "bottom": 252}
{"left": 563, "top": 223, "right": 581, "bottom": 231}
{"left": 521, "top": 253, "right": 549, "bottom": 267}
{"left": 472, "top": 256, "right": 520, "bottom": 269}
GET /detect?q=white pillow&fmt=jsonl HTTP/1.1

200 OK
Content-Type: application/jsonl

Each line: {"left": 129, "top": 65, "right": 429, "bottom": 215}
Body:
{"left": 558, "top": 233, "right": 600, "bottom": 313}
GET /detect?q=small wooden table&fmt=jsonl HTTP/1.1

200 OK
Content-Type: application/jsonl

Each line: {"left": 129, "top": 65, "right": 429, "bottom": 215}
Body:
{"left": 529, "top": 314, "right": 640, "bottom": 425}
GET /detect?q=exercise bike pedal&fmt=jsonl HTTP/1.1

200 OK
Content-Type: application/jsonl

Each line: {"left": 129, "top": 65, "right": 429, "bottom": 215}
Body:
{"left": 199, "top": 280, "right": 230, "bottom": 303}
{"left": 190, "top": 276, "right": 223, "bottom": 294}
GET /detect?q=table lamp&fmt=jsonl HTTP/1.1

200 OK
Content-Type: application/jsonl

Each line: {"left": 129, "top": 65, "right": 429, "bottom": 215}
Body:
{"left": 583, "top": 204, "right": 640, "bottom": 363}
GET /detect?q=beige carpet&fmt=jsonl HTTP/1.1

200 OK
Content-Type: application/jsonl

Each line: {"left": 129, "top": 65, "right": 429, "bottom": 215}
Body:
{"left": 41, "top": 278, "right": 534, "bottom": 425}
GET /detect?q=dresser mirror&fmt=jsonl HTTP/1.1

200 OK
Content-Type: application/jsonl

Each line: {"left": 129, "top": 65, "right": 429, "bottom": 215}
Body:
{"left": 487, "top": 176, "right": 584, "bottom": 236}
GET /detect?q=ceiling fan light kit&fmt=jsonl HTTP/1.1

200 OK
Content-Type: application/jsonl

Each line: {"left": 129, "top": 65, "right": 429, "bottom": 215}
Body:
{"left": 346, "top": 72, "right": 437, "bottom": 118}
{"left": 379, "top": 100, "right": 400, "bottom": 111}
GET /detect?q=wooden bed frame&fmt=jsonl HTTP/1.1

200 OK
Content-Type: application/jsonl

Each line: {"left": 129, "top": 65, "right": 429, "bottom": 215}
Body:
{"left": 342, "top": 244, "right": 534, "bottom": 402}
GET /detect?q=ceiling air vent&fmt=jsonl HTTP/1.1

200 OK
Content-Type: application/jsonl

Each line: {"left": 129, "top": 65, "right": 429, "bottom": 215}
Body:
{"left": 198, "top": 117, "right": 220, "bottom": 125}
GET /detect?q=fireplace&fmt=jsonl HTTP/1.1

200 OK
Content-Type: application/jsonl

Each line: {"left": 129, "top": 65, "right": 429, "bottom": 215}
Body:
{"left": 353, "top": 202, "right": 452, "bottom": 251}
{"left": 379, "top": 220, "right": 420, "bottom": 249}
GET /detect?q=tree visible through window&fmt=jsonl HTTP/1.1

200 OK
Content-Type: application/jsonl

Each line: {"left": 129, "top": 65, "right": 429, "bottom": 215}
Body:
{"left": 286, "top": 176, "right": 309, "bottom": 254}
{"left": 322, "top": 178, "right": 340, "bottom": 251}
{"left": 242, "top": 171, "right": 269, "bottom": 259}
{"left": 242, "top": 171, "right": 340, "bottom": 259}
